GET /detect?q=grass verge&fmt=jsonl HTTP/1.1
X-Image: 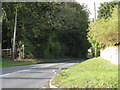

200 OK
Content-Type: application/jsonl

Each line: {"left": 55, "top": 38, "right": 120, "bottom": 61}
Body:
{"left": 1, "top": 58, "right": 83, "bottom": 68}
{"left": 52, "top": 57, "right": 119, "bottom": 88}
{"left": 2, "top": 59, "right": 37, "bottom": 68}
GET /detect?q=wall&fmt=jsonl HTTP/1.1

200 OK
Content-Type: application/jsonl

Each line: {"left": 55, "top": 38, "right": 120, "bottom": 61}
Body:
{"left": 100, "top": 46, "right": 120, "bottom": 65}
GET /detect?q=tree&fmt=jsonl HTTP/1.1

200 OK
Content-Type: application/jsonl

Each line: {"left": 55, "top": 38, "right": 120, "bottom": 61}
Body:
{"left": 97, "top": 1, "right": 118, "bottom": 19}
{"left": 87, "top": 8, "right": 119, "bottom": 49}
{"left": 2, "top": 2, "right": 90, "bottom": 59}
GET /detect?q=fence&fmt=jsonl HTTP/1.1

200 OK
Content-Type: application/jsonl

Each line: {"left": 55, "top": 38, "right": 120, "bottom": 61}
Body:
{"left": 2, "top": 49, "right": 12, "bottom": 58}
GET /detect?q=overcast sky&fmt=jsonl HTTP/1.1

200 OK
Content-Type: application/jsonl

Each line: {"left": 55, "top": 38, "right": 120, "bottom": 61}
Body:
{"left": 76, "top": 0, "right": 114, "bottom": 19}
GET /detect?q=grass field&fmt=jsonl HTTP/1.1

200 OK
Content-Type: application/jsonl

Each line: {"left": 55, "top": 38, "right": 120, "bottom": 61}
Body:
{"left": 52, "top": 57, "right": 119, "bottom": 88}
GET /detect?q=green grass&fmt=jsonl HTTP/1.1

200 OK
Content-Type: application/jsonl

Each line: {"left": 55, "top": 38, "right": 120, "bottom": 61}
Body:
{"left": 1, "top": 59, "right": 38, "bottom": 68}
{"left": 1, "top": 58, "right": 83, "bottom": 68}
{"left": 52, "top": 57, "right": 119, "bottom": 88}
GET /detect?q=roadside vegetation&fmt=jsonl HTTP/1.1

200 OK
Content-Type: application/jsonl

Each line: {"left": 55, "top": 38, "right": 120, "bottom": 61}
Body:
{"left": 87, "top": 1, "right": 119, "bottom": 52}
{"left": 2, "top": 2, "right": 91, "bottom": 68}
{"left": 2, "top": 58, "right": 84, "bottom": 68}
{"left": 2, "top": 58, "right": 37, "bottom": 68}
{"left": 52, "top": 2, "right": 119, "bottom": 88}
{"left": 2, "top": 2, "right": 90, "bottom": 60}
{"left": 52, "top": 57, "right": 118, "bottom": 88}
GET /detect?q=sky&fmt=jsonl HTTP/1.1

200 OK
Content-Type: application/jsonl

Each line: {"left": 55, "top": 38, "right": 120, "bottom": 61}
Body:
{"left": 76, "top": 0, "right": 114, "bottom": 19}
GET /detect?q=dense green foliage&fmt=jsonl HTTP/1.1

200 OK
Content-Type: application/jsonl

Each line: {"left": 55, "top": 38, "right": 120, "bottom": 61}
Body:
{"left": 2, "top": 2, "right": 90, "bottom": 59}
{"left": 87, "top": 1, "right": 119, "bottom": 49}
{"left": 88, "top": 8, "right": 119, "bottom": 48}
{"left": 97, "top": 1, "right": 118, "bottom": 19}
{"left": 52, "top": 57, "right": 118, "bottom": 88}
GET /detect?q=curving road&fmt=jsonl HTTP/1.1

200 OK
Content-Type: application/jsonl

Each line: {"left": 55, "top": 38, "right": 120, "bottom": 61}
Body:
{"left": 1, "top": 60, "right": 84, "bottom": 88}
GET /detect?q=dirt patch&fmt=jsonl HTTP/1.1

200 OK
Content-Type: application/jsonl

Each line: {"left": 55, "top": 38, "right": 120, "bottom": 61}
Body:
{"left": 14, "top": 59, "right": 37, "bottom": 62}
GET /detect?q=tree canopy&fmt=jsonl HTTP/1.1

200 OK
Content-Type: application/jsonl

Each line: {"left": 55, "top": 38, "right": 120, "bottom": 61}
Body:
{"left": 97, "top": 1, "right": 118, "bottom": 19}
{"left": 87, "top": 7, "right": 119, "bottom": 49}
{"left": 2, "top": 2, "right": 90, "bottom": 59}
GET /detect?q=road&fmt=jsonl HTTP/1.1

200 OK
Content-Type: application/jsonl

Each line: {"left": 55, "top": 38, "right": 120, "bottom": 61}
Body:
{"left": 1, "top": 60, "right": 84, "bottom": 88}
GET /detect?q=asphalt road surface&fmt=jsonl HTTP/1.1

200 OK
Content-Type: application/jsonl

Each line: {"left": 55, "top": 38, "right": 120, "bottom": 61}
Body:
{"left": 1, "top": 60, "right": 84, "bottom": 88}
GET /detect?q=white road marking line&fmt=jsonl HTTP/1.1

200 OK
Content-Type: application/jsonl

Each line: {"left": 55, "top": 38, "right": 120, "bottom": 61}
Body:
{"left": 0, "top": 73, "right": 11, "bottom": 77}
{"left": 0, "top": 69, "right": 30, "bottom": 77}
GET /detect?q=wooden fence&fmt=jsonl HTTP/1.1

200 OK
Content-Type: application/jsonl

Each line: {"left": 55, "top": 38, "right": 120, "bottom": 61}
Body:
{"left": 2, "top": 49, "right": 12, "bottom": 58}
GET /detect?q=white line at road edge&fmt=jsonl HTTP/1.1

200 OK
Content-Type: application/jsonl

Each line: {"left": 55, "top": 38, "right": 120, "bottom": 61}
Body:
{"left": 0, "top": 69, "right": 30, "bottom": 77}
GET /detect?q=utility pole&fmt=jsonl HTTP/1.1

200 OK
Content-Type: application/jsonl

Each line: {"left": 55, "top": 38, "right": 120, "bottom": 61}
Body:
{"left": 94, "top": 2, "right": 97, "bottom": 57}
{"left": 94, "top": 2, "right": 96, "bottom": 19}
{"left": 12, "top": 8, "right": 17, "bottom": 59}
{"left": 0, "top": 29, "right": 1, "bottom": 58}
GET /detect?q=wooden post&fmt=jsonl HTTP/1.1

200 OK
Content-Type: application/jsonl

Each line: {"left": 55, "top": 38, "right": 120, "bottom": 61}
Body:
{"left": 22, "top": 45, "right": 24, "bottom": 59}
{"left": 13, "top": 8, "right": 17, "bottom": 59}
{"left": 95, "top": 47, "right": 97, "bottom": 57}
{"left": 0, "top": 44, "right": 1, "bottom": 58}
